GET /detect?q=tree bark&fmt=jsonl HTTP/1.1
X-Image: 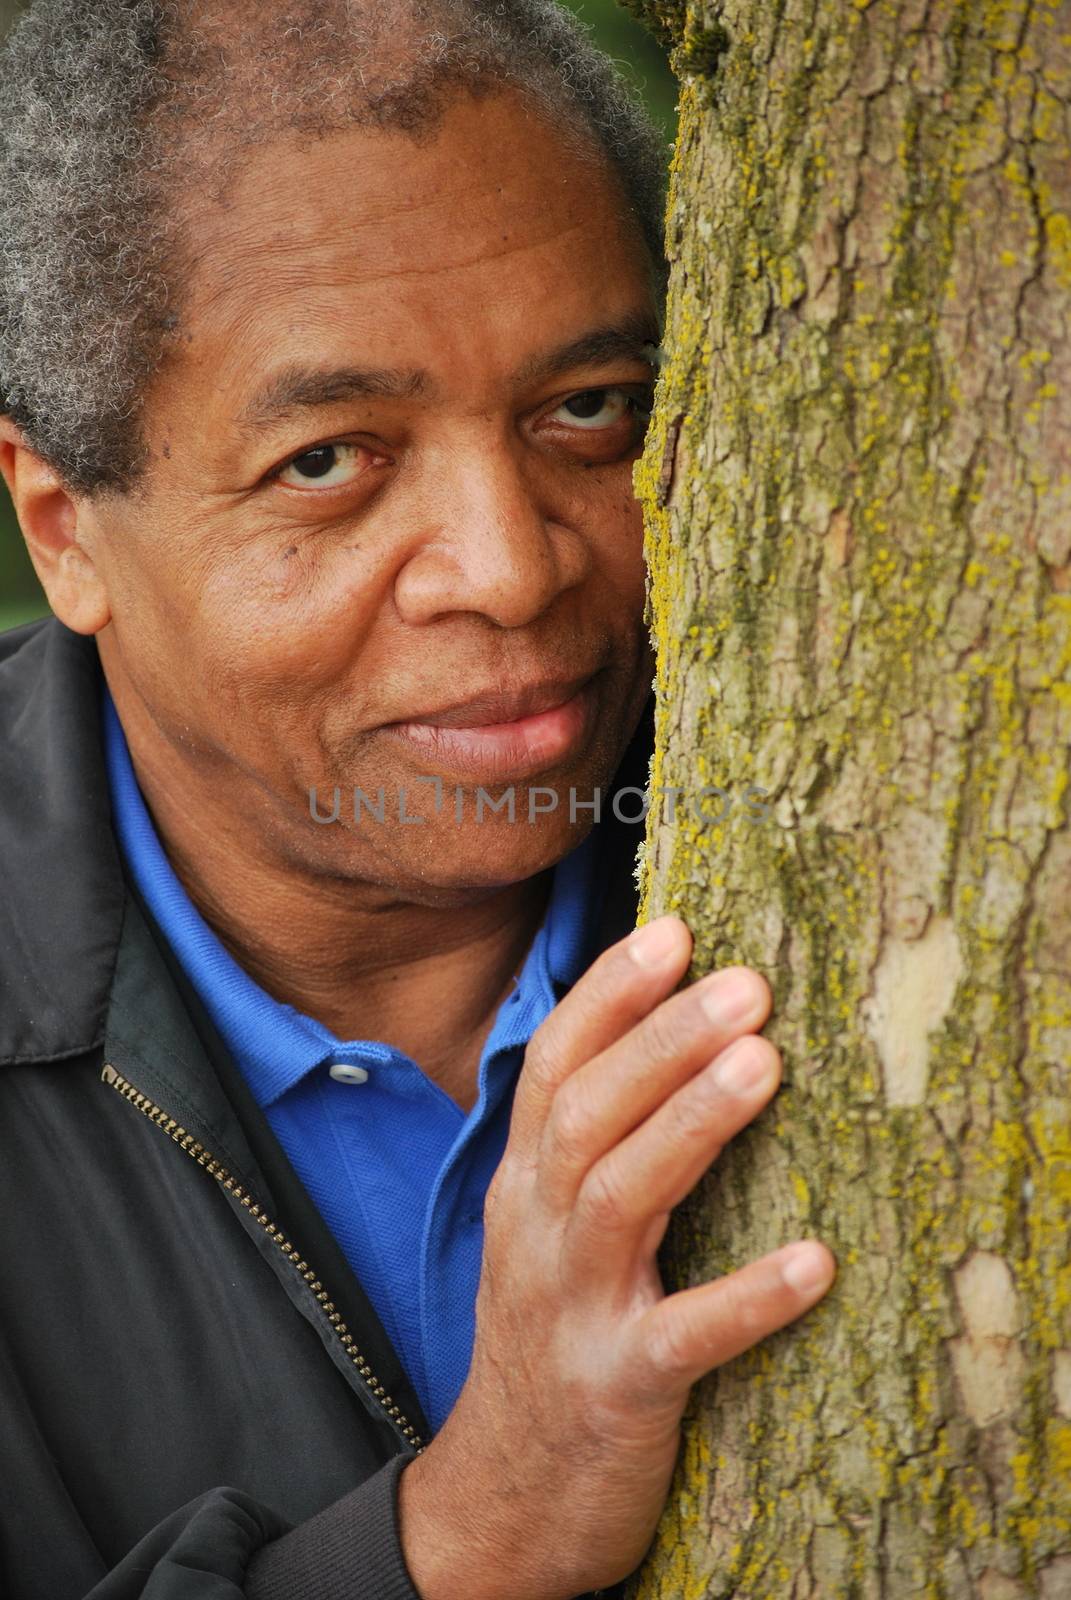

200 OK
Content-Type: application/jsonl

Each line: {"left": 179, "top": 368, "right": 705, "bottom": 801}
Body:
{"left": 626, "top": 1, "right": 1071, "bottom": 1595}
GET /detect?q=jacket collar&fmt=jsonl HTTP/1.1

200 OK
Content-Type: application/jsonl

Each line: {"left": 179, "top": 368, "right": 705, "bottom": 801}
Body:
{"left": 0, "top": 619, "right": 123, "bottom": 1064}
{"left": 0, "top": 616, "right": 651, "bottom": 1066}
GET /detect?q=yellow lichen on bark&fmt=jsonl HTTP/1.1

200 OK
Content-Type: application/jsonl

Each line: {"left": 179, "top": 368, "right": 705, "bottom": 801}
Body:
{"left": 630, "top": 1, "right": 1071, "bottom": 1595}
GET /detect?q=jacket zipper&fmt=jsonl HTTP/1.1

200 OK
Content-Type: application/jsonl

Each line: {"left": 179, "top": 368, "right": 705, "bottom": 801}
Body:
{"left": 101, "top": 1061, "right": 426, "bottom": 1454}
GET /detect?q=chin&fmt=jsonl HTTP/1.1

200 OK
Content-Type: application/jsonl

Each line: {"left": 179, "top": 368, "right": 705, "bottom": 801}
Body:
{"left": 334, "top": 808, "right": 597, "bottom": 903}
{"left": 297, "top": 684, "right": 648, "bottom": 893}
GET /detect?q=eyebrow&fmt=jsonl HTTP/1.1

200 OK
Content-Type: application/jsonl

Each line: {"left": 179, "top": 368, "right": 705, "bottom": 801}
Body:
{"left": 241, "top": 364, "right": 426, "bottom": 428}
{"left": 240, "top": 314, "right": 661, "bottom": 432}
{"left": 513, "top": 314, "right": 663, "bottom": 386}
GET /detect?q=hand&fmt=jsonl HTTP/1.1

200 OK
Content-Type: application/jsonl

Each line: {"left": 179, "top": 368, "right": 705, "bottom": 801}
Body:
{"left": 397, "top": 915, "right": 835, "bottom": 1600}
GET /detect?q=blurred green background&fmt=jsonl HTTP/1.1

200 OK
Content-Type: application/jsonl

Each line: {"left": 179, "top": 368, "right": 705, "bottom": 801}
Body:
{"left": 0, "top": 0, "right": 675, "bottom": 631}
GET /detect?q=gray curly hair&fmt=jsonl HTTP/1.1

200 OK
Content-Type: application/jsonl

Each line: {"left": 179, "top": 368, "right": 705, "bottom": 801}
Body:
{"left": 0, "top": 0, "right": 668, "bottom": 494}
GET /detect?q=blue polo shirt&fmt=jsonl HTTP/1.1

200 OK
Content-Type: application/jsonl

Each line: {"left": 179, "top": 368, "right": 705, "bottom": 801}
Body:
{"left": 102, "top": 689, "right": 603, "bottom": 1436}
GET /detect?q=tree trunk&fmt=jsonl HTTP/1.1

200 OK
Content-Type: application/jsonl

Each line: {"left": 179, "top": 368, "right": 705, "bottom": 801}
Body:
{"left": 625, "top": 1, "right": 1071, "bottom": 1595}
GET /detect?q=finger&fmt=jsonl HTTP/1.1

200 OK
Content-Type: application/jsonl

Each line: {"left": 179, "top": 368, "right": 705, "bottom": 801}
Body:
{"left": 508, "top": 916, "right": 693, "bottom": 1166}
{"left": 565, "top": 1035, "right": 782, "bottom": 1277}
{"left": 623, "top": 1242, "right": 837, "bottom": 1407}
{"left": 534, "top": 966, "right": 772, "bottom": 1213}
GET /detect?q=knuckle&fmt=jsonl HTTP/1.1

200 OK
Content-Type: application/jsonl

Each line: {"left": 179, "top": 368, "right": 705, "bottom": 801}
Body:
{"left": 668, "top": 1083, "right": 719, "bottom": 1141}
{"left": 637, "top": 994, "right": 694, "bottom": 1068}
{"left": 521, "top": 1026, "right": 564, "bottom": 1097}
{"left": 647, "top": 1309, "right": 696, "bottom": 1381}
{"left": 576, "top": 1158, "right": 635, "bottom": 1233}
{"left": 483, "top": 1165, "right": 508, "bottom": 1220}
{"left": 483, "top": 1149, "right": 533, "bottom": 1226}
{"left": 544, "top": 1080, "right": 599, "bottom": 1168}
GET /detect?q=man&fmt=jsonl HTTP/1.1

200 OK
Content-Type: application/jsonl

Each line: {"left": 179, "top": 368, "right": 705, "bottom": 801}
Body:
{"left": 0, "top": 2, "right": 835, "bottom": 1596}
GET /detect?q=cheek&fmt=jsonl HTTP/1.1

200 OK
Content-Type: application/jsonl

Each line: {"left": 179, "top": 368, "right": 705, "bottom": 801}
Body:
{"left": 585, "top": 480, "right": 647, "bottom": 599}
{"left": 104, "top": 519, "right": 380, "bottom": 725}
{"left": 203, "top": 521, "right": 386, "bottom": 661}
{"left": 200, "top": 570, "right": 379, "bottom": 714}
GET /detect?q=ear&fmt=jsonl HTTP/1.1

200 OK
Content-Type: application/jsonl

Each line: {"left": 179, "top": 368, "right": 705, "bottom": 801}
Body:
{"left": 0, "top": 416, "right": 110, "bottom": 635}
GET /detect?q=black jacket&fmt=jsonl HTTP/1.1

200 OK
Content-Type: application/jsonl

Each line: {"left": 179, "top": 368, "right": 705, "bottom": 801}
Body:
{"left": 0, "top": 617, "right": 650, "bottom": 1600}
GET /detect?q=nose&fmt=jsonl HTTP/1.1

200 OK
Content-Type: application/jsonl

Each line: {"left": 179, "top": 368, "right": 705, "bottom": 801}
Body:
{"left": 392, "top": 439, "right": 590, "bottom": 629}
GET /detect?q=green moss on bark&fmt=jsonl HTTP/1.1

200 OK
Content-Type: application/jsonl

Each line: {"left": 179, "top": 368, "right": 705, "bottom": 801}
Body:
{"left": 630, "top": 1, "right": 1071, "bottom": 1595}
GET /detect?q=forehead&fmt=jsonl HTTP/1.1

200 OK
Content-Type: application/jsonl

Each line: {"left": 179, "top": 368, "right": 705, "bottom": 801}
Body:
{"left": 168, "top": 92, "right": 655, "bottom": 410}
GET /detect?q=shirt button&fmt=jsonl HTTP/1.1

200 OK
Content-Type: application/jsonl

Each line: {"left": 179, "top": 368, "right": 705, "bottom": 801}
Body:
{"left": 328, "top": 1062, "right": 369, "bottom": 1085}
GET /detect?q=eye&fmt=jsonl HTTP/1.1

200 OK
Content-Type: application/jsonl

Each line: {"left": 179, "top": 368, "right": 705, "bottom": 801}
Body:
{"left": 277, "top": 442, "right": 371, "bottom": 490}
{"left": 550, "top": 386, "right": 650, "bottom": 432}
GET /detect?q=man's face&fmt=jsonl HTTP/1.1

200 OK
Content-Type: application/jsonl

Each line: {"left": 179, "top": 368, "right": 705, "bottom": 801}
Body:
{"left": 90, "top": 90, "right": 659, "bottom": 900}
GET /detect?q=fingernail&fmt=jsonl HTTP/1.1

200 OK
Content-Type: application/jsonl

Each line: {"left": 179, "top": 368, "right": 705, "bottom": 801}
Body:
{"left": 698, "top": 968, "right": 765, "bottom": 1025}
{"left": 713, "top": 1038, "right": 771, "bottom": 1095}
{"left": 628, "top": 917, "right": 683, "bottom": 968}
{"left": 781, "top": 1243, "right": 833, "bottom": 1297}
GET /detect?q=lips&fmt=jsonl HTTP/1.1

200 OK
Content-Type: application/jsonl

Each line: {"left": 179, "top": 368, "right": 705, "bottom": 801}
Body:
{"left": 383, "top": 669, "right": 603, "bottom": 784}
{"left": 390, "top": 670, "right": 600, "bottom": 731}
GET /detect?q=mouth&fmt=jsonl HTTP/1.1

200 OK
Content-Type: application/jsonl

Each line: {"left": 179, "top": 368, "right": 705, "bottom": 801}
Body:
{"left": 383, "top": 669, "right": 603, "bottom": 784}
